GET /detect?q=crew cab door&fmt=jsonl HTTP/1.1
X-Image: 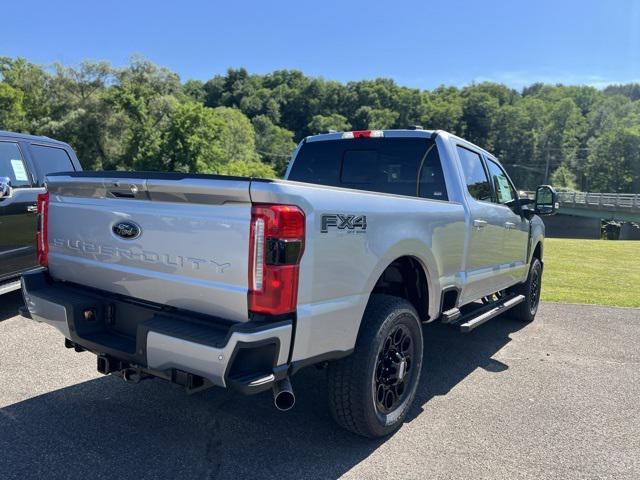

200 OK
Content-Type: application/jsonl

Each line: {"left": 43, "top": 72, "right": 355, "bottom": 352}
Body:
{"left": 456, "top": 145, "right": 507, "bottom": 301}
{"left": 0, "top": 141, "right": 38, "bottom": 279}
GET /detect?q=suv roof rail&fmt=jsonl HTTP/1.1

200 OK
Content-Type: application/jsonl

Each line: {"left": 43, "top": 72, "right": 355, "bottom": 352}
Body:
{"left": 408, "top": 125, "right": 424, "bottom": 130}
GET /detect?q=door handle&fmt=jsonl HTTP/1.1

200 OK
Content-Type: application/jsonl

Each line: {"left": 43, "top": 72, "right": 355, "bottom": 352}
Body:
{"left": 473, "top": 219, "right": 487, "bottom": 230}
{"left": 26, "top": 204, "right": 37, "bottom": 213}
{"left": 504, "top": 221, "right": 516, "bottom": 229}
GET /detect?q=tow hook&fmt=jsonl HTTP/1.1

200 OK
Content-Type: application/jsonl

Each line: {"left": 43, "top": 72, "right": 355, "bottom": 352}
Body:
{"left": 122, "top": 367, "right": 149, "bottom": 384}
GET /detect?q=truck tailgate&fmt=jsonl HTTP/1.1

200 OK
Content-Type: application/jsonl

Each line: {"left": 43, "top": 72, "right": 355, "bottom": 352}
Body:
{"left": 45, "top": 174, "right": 254, "bottom": 322}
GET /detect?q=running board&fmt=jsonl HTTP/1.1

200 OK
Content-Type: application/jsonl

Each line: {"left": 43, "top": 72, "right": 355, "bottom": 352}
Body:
{"left": 457, "top": 294, "right": 525, "bottom": 333}
{"left": 0, "top": 280, "right": 21, "bottom": 296}
{"left": 440, "top": 307, "right": 461, "bottom": 324}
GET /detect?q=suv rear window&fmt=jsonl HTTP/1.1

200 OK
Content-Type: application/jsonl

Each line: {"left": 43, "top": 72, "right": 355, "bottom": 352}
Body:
{"left": 288, "top": 137, "right": 448, "bottom": 200}
{"left": 29, "top": 144, "right": 75, "bottom": 184}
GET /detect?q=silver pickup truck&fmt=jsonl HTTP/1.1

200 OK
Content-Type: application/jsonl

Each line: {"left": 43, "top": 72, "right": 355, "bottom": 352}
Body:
{"left": 22, "top": 128, "right": 557, "bottom": 437}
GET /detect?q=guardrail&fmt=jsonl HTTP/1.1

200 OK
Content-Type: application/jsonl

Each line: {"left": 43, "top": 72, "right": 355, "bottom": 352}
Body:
{"left": 556, "top": 192, "right": 640, "bottom": 210}
{"left": 520, "top": 191, "right": 640, "bottom": 210}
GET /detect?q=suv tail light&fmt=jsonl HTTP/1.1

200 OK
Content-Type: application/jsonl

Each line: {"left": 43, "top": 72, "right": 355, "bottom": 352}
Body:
{"left": 36, "top": 192, "right": 49, "bottom": 267}
{"left": 248, "top": 204, "right": 305, "bottom": 315}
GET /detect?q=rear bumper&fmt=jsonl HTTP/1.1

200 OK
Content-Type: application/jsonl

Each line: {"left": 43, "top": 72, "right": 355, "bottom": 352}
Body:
{"left": 21, "top": 271, "right": 292, "bottom": 392}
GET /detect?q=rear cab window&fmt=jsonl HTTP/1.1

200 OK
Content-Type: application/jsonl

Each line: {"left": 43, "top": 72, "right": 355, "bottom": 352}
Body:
{"left": 288, "top": 137, "right": 448, "bottom": 201}
{"left": 0, "top": 141, "right": 31, "bottom": 188}
{"left": 29, "top": 144, "right": 76, "bottom": 186}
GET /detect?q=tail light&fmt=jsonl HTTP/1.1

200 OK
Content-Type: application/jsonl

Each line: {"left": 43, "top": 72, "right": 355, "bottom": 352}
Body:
{"left": 36, "top": 192, "right": 49, "bottom": 267}
{"left": 249, "top": 204, "right": 305, "bottom": 315}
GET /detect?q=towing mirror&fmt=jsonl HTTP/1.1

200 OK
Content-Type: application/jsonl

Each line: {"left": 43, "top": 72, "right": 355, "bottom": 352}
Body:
{"left": 534, "top": 185, "right": 558, "bottom": 216}
{"left": 0, "top": 177, "right": 11, "bottom": 199}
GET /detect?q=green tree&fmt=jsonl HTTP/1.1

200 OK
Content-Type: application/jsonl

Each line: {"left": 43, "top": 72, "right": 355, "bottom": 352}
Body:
{"left": 40, "top": 61, "right": 116, "bottom": 170}
{"left": 308, "top": 113, "right": 351, "bottom": 134}
{"left": 0, "top": 57, "right": 49, "bottom": 132}
{"left": 460, "top": 88, "right": 499, "bottom": 148}
{"left": 252, "top": 115, "right": 296, "bottom": 175}
{"left": 586, "top": 125, "right": 640, "bottom": 192}
{"left": 0, "top": 83, "right": 25, "bottom": 130}
{"left": 160, "top": 103, "right": 274, "bottom": 178}
{"left": 550, "top": 164, "right": 578, "bottom": 190}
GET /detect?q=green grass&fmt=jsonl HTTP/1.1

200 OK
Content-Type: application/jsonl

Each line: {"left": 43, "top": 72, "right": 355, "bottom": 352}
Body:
{"left": 541, "top": 238, "right": 640, "bottom": 308}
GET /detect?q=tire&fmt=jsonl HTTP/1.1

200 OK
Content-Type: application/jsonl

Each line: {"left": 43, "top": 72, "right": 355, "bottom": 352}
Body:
{"left": 327, "top": 294, "right": 424, "bottom": 438}
{"left": 509, "top": 257, "right": 543, "bottom": 322}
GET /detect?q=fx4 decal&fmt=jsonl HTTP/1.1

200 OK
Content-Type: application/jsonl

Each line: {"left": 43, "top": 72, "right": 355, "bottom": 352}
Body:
{"left": 321, "top": 214, "right": 367, "bottom": 233}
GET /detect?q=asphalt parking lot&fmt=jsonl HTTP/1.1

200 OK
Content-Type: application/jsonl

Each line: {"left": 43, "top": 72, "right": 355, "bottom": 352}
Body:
{"left": 1, "top": 290, "right": 639, "bottom": 480}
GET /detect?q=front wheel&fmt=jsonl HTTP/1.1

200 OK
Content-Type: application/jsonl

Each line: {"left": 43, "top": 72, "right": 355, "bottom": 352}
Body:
{"left": 509, "top": 257, "right": 543, "bottom": 322}
{"left": 327, "top": 295, "right": 424, "bottom": 438}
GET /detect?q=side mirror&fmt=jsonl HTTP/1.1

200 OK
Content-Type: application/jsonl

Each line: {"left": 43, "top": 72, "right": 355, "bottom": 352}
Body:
{"left": 0, "top": 177, "right": 12, "bottom": 199}
{"left": 534, "top": 185, "right": 558, "bottom": 216}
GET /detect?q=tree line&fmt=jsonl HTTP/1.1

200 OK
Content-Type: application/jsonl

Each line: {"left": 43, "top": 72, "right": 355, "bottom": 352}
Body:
{"left": 1, "top": 56, "right": 639, "bottom": 192}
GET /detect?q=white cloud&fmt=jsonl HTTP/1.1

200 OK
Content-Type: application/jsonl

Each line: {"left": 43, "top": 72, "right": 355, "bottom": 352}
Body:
{"left": 471, "top": 71, "right": 640, "bottom": 90}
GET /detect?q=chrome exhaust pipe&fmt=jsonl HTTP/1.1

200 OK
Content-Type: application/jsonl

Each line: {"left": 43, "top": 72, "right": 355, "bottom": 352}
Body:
{"left": 273, "top": 377, "right": 295, "bottom": 411}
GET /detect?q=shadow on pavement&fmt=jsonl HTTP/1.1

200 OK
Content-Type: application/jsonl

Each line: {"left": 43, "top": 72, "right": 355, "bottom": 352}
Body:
{"left": 0, "top": 290, "right": 23, "bottom": 322}
{"left": 0, "top": 312, "right": 526, "bottom": 479}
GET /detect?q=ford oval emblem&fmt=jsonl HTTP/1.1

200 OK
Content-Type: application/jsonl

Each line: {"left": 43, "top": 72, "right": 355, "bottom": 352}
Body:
{"left": 112, "top": 221, "right": 141, "bottom": 240}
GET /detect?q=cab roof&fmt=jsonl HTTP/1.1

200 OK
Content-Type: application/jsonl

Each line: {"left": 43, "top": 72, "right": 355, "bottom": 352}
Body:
{"left": 0, "top": 130, "right": 70, "bottom": 146}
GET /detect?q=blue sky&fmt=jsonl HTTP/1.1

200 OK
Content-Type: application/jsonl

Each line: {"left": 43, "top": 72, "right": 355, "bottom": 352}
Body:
{"left": 4, "top": 0, "right": 639, "bottom": 89}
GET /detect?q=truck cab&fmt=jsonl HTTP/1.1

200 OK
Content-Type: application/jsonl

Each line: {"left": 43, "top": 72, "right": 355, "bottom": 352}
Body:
{"left": 0, "top": 131, "right": 82, "bottom": 294}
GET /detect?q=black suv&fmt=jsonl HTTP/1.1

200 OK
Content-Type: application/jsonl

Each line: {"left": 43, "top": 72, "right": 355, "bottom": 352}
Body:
{"left": 0, "top": 131, "right": 82, "bottom": 294}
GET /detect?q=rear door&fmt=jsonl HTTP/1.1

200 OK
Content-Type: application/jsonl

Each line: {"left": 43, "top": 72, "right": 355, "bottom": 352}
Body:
{"left": 456, "top": 145, "right": 506, "bottom": 302}
{"left": 0, "top": 141, "right": 39, "bottom": 279}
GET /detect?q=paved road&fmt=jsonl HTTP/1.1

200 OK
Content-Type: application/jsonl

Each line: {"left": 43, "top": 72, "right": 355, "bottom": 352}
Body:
{"left": 1, "top": 290, "right": 639, "bottom": 480}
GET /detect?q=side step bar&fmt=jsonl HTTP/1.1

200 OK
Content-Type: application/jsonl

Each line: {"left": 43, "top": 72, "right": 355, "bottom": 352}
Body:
{"left": 457, "top": 294, "right": 525, "bottom": 333}
{"left": 0, "top": 280, "right": 21, "bottom": 296}
{"left": 440, "top": 307, "right": 461, "bottom": 324}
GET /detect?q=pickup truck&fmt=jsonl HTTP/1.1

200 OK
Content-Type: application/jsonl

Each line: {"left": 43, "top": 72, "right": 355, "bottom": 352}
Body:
{"left": 21, "top": 128, "right": 557, "bottom": 438}
{"left": 0, "top": 131, "right": 82, "bottom": 295}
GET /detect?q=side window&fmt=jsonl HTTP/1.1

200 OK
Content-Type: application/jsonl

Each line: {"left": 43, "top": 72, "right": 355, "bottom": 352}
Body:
{"left": 486, "top": 158, "right": 517, "bottom": 206}
{"left": 417, "top": 145, "right": 448, "bottom": 201}
{"left": 456, "top": 146, "right": 492, "bottom": 202}
{"left": 0, "top": 142, "right": 31, "bottom": 188}
{"left": 29, "top": 144, "right": 75, "bottom": 185}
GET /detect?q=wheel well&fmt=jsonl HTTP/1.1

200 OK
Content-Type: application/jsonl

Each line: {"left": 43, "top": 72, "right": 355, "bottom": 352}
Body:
{"left": 371, "top": 256, "right": 429, "bottom": 321}
{"left": 532, "top": 242, "right": 542, "bottom": 261}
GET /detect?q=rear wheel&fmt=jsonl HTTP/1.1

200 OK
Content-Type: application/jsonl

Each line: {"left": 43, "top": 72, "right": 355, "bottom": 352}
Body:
{"left": 327, "top": 295, "right": 424, "bottom": 438}
{"left": 509, "top": 257, "right": 543, "bottom": 322}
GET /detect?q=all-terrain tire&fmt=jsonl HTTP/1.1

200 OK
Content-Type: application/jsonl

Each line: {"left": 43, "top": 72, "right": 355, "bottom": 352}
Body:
{"left": 327, "top": 294, "right": 424, "bottom": 438}
{"left": 509, "top": 257, "right": 543, "bottom": 322}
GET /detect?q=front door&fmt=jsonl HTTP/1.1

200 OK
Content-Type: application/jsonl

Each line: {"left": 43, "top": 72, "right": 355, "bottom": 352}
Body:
{"left": 0, "top": 141, "right": 38, "bottom": 280}
{"left": 484, "top": 157, "right": 529, "bottom": 285}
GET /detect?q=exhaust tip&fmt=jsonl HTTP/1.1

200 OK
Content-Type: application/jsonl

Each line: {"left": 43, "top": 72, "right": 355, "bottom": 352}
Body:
{"left": 274, "top": 390, "right": 295, "bottom": 411}
{"left": 273, "top": 377, "right": 295, "bottom": 411}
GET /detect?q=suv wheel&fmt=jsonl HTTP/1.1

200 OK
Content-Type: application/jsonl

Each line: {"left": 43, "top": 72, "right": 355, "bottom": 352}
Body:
{"left": 327, "top": 294, "right": 424, "bottom": 438}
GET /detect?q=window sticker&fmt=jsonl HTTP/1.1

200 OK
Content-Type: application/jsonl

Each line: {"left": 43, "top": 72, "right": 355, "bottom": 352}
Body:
{"left": 496, "top": 176, "right": 512, "bottom": 202}
{"left": 10, "top": 159, "right": 28, "bottom": 181}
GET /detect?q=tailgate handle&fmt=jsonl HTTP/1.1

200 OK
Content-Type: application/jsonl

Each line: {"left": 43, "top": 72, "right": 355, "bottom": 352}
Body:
{"left": 110, "top": 191, "right": 136, "bottom": 199}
